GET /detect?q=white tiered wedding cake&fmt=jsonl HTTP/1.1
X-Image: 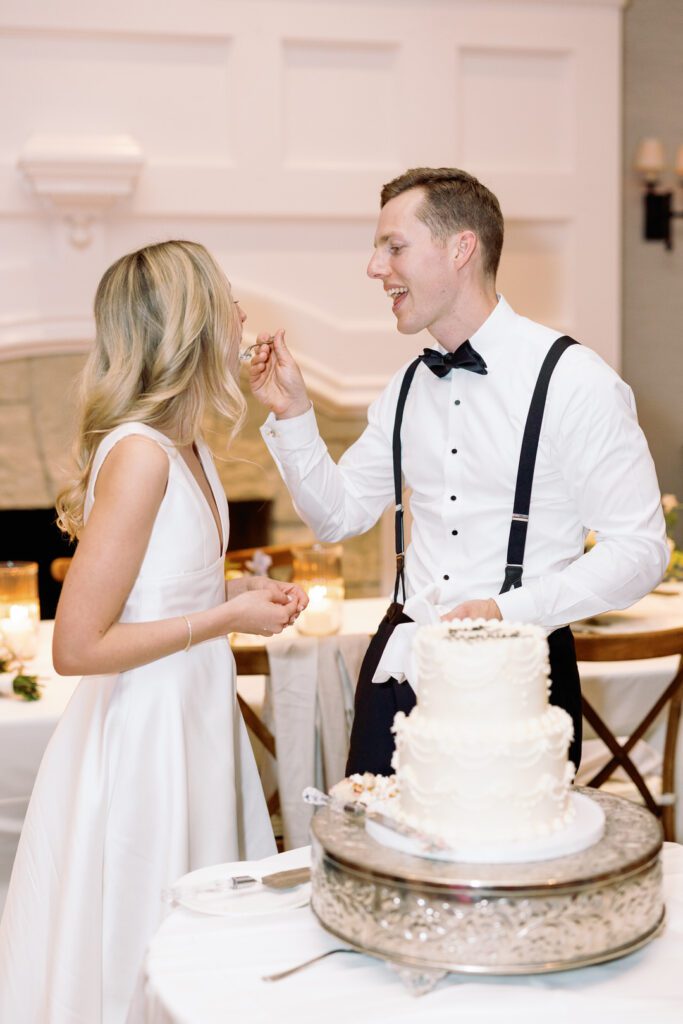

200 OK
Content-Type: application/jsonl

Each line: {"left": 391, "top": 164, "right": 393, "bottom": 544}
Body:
{"left": 391, "top": 619, "right": 576, "bottom": 847}
{"left": 332, "top": 618, "right": 607, "bottom": 862}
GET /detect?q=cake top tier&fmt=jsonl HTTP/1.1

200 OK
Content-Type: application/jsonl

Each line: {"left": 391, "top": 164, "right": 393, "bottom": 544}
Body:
{"left": 412, "top": 618, "right": 550, "bottom": 725}
{"left": 423, "top": 618, "right": 546, "bottom": 644}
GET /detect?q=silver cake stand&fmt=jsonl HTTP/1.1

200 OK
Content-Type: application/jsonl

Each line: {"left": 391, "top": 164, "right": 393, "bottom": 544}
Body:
{"left": 310, "top": 788, "right": 664, "bottom": 993}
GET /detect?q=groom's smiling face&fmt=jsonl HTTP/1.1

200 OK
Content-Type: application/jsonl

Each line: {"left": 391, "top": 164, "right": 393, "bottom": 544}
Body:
{"left": 366, "top": 188, "right": 459, "bottom": 337}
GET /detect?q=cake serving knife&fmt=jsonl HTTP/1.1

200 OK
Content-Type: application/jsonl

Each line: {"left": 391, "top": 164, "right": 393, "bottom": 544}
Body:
{"left": 161, "top": 866, "right": 311, "bottom": 904}
{"left": 302, "top": 786, "right": 448, "bottom": 852}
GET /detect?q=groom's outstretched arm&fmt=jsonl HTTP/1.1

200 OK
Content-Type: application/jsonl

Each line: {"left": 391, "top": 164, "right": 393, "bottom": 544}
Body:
{"left": 248, "top": 331, "right": 395, "bottom": 542}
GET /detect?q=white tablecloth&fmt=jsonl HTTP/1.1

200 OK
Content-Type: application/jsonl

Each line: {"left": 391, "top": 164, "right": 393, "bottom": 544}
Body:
{"left": 0, "top": 621, "right": 80, "bottom": 837}
{"left": 144, "top": 842, "right": 683, "bottom": 1024}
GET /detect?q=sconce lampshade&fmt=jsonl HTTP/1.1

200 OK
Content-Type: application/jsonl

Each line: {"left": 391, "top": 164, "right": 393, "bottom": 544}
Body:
{"left": 634, "top": 137, "right": 665, "bottom": 183}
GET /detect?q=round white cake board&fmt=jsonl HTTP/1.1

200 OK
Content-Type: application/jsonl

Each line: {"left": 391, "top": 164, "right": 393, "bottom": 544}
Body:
{"left": 365, "top": 792, "right": 606, "bottom": 864}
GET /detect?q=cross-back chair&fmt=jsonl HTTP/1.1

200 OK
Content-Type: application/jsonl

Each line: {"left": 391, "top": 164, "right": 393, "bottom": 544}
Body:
{"left": 574, "top": 626, "right": 683, "bottom": 841}
{"left": 225, "top": 545, "right": 300, "bottom": 829}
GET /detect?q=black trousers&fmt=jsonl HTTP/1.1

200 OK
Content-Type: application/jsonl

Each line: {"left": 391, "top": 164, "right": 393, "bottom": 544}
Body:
{"left": 346, "top": 609, "right": 582, "bottom": 777}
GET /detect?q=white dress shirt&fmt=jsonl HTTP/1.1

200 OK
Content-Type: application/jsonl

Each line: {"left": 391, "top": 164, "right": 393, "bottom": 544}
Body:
{"left": 261, "top": 297, "right": 668, "bottom": 646}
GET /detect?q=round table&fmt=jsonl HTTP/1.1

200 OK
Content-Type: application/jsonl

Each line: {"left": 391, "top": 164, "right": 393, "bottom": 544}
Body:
{"left": 143, "top": 841, "right": 683, "bottom": 1024}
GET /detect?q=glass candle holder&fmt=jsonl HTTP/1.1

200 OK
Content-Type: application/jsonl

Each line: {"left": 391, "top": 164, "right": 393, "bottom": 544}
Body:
{"left": 292, "top": 544, "right": 344, "bottom": 637}
{"left": 0, "top": 561, "right": 41, "bottom": 661}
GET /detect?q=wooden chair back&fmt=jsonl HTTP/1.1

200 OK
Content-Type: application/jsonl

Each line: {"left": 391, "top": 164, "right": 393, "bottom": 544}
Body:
{"left": 573, "top": 626, "right": 683, "bottom": 841}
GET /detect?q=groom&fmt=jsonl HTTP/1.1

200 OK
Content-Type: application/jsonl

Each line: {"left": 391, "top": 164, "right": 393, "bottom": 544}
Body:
{"left": 249, "top": 167, "right": 667, "bottom": 776}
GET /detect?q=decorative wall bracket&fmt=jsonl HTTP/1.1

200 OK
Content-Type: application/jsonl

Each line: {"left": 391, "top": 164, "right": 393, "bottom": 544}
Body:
{"left": 17, "top": 134, "right": 144, "bottom": 248}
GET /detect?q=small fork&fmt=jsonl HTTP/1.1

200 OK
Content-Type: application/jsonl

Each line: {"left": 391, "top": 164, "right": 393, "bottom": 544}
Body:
{"left": 239, "top": 335, "right": 275, "bottom": 363}
{"left": 262, "top": 948, "right": 361, "bottom": 981}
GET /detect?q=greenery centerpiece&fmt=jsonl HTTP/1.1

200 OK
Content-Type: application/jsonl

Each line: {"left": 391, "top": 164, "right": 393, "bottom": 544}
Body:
{"left": 0, "top": 642, "right": 42, "bottom": 701}
{"left": 662, "top": 493, "right": 683, "bottom": 580}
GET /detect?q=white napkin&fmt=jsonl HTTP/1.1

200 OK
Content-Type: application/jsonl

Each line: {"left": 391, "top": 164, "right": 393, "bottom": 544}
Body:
{"left": 371, "top": 584, "right": 442, "bottom": 692}
{"left": 266, "top": 632, "right": 373, "bottom": 850}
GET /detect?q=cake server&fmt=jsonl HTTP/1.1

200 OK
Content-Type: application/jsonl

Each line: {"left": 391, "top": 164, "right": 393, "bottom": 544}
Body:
{"left": 365, "top": 809, "right": 449, "bottom": 852}
{"left": 303, "top": 785, "right": 447, "bottom": 851}
{"left": 161, "top": 866, "right": 310, "bottom": 904}
{"left": 228, "top": 866, "right": 311, "bottom": 890}
{"left": 302, "top": 786, "right": 365, "bottom": 816}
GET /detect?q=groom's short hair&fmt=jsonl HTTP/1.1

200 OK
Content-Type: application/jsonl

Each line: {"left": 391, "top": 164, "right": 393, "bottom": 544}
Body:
{"left": 380, "top": 167, "right": 504, "bottom": 280}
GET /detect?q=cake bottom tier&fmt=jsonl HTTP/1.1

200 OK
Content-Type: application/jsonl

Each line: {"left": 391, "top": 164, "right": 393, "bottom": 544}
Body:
{"left": 393, "top": 704, "right": 575, "bottom": 844}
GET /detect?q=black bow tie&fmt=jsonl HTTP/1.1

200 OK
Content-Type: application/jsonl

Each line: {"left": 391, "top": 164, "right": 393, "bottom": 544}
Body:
{"left": 421, "top": 341, "right": 488, "bottom": 378}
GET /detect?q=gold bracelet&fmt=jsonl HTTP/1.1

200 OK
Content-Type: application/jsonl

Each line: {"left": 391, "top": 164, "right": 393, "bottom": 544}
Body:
{"left": 182, "top": 615, "right": 192, "bottom": 652}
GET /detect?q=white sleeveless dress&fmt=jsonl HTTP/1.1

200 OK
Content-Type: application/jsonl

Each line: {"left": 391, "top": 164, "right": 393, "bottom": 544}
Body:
{"left": 0, "top": 423, "right": 275, "bottom": 1023}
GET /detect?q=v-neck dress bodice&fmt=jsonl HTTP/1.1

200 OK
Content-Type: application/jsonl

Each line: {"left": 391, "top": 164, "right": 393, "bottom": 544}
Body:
{"left": 86, "top": 424, "right": 229, "bottom": 616}
{"left": 0, "top": 422, "right": 275, "bottom": 1024}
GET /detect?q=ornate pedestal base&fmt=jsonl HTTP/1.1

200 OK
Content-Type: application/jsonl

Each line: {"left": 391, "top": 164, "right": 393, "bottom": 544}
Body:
{"left": 310, "top": 789, "right": 663, "bottom": 983}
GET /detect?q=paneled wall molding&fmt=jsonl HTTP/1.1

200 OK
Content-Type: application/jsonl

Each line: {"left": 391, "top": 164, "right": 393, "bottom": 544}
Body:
{"left": 17, "top": 134, "right": 144, "bottom": 247}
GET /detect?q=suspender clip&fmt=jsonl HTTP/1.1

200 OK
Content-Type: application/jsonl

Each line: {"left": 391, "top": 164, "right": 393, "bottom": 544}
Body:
{"left": 511, "top": 513, "right": 529, "bottom": 522}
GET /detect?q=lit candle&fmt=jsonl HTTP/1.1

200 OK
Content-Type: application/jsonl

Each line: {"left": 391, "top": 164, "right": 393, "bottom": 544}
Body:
{"left": 295, "top": 584, "right": 339, "bottom": 637}
{"left": 0, "top": 602, "right": 40, "bottom": 660}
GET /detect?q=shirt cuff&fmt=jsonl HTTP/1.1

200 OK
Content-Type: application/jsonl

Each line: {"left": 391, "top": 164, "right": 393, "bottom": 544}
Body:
{"left": 260, "top": 406, "right": 318, "bottom": 452}
{"left": 494, "top": 584, "right": 541, "bottom": 626}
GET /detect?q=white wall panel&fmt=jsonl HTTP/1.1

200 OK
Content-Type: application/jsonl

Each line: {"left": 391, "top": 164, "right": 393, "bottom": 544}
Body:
{"left": 282, "top": 41, "right": 399, "bottom": 168}
{"left": 0, "top": 30, "right": 234, "bottom": 162}
{"left": 459, "top": 49, "right": 574, "bottom": 173}
{"left": 498, "top": 220, "right": 574, "bottom": 330}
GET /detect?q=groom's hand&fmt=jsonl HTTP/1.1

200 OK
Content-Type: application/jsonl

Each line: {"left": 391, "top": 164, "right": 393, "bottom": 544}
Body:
{"left": 441, "top": 598, "right": 502, "bottom": 622}
{"left": 248, "top": 329, "right": 311, "bottom": 420}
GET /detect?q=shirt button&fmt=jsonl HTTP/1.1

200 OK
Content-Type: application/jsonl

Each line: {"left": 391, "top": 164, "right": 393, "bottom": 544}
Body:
{"left": 443, "top": 574, "right": 449, "bottom": 581}
{"left": 451, "top": 448, "right": 457, "bottom": 454}
{"left": 450, "top": 495, "right": 457, "bottom": 501}
{"left": 452, "top": 529, "right": 458, "bottom": 535}
{"left": 454, "top": 399, "right": 461, "bottom": 406}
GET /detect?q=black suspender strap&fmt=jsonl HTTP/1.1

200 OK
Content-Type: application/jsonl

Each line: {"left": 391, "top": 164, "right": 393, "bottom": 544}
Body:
{"left": 500, "top": 336, "right": 579, "bottom": 594}
{"left": 392, "top": 357, "right": 423, "bottom": 604}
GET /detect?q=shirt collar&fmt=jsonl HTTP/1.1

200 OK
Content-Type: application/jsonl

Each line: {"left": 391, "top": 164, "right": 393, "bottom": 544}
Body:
{"left": 468, "top": 294, "right": 515, "bottom": 359}
{"left": 432, "top": 294, "right": 515, "bottom": 357}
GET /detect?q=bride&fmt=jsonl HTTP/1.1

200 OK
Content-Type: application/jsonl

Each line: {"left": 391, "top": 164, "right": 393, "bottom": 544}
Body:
{"left": 0, "top": 240, "right": 306, "bottom": 1023}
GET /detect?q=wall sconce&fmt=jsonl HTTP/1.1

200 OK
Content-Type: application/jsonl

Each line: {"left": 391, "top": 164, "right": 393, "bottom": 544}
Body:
{"left": 634, "top": 138, "right": 683, "bottom": 249}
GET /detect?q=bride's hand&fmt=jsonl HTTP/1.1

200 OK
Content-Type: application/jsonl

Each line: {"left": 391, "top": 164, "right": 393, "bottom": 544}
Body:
{"left": 273, "top": 580, "right": 308, "bottom": 613}
{"left": 223, "top": 587, "right": 298, "bottom": 636}
{"left": 247, "top": 576, "right": 307, "bottom": 602}
{"left": 246, "top": 577, "right": 308, "bottom": 621}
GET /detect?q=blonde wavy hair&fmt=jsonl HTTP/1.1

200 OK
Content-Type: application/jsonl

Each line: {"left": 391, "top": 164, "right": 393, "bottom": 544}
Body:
{"left": 56, "top": 240, "right": 246, "bottom": 540}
